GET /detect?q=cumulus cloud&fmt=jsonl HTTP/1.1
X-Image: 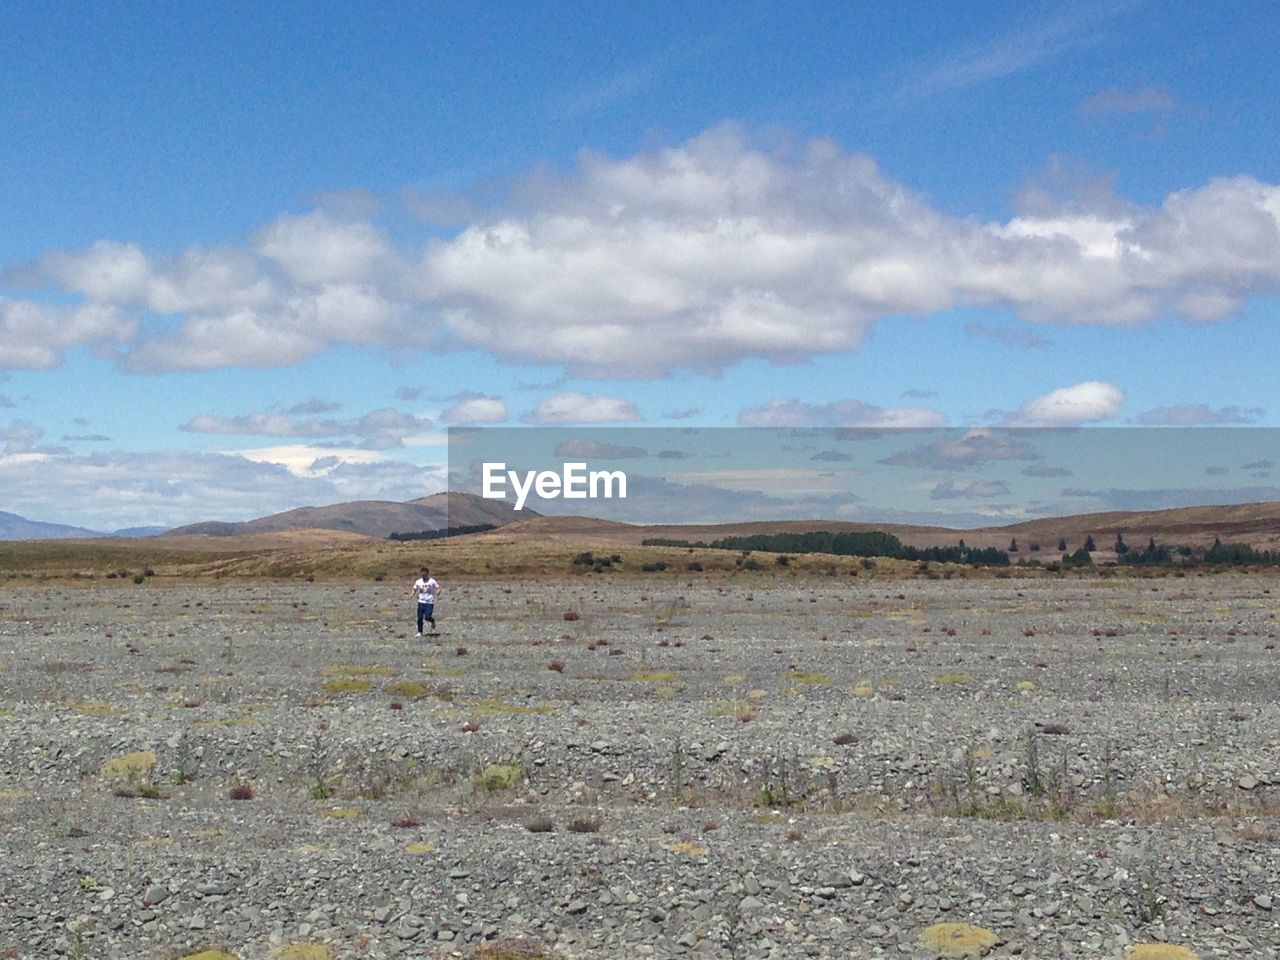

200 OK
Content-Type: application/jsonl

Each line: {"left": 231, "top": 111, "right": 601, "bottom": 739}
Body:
{"left": 0, "top": 299, "right": 136, "bottom": 370}
{"left": 442, "top": 392, "right": 508, "bottom": 425}
{"left": 1005, "top": 381, "right": 1125, "bottom": 426}
{"left": 737, "top": 397, "right": 946, "bottom": 428}
{"left": 524, "top": 393, "right": 642, "bottom": 424}
{"left": 180, "top": 406, "right": 432, "bottom": 450}
{"left": 1137, "top": 404, "right": 1263, "bottom": 426}
{"left": 9, "top": 125, "right": 1280, "bottom": 375}
{"left": 254, "top": 211, "right": 394, "bottom": 286}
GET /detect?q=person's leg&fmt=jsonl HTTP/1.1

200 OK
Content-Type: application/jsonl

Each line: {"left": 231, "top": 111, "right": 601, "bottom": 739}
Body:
{"left": 416, "top": 603, "right": 426, "bottom": 635}
{"left": 424, "top": 602, "right": 435, "bottom": 630}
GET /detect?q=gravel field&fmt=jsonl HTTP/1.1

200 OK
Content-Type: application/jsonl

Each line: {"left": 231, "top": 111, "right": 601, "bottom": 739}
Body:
{"left": 1, "top": 574, "right": 1279, "bottom": 959}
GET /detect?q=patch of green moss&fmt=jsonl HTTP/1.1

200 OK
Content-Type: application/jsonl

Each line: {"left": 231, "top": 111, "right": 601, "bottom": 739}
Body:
{"left": 630, "top": 671, "right": 677, "bottom": 683}
{"left": 785, "top": 671, "right": 829, "bottom": 686}
{"left": 316, "top": 807, "right": 363, "bottom": 819}
{"left": 71, "top": 701, "right": 124, "bottom": 717}
{"left": 475, "top": 763, "right": 525, "bottom": 791}
{"left": 100, "top": 750, "right": 156, "bottom": 780}
{"left": 322, "top": 678, "right": 373, "bottom": 694}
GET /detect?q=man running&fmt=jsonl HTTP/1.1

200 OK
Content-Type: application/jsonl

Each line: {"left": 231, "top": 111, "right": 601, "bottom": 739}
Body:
{"left": 409, "top": 567, "right": 441, "bottom": 636}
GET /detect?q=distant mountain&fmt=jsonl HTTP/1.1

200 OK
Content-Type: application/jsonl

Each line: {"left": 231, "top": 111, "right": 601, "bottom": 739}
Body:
{"left": 0, "top": 510, "right": 103, "bottom": 541}
{"left": 164, "top": 491, "right": 532, "bottom": 539}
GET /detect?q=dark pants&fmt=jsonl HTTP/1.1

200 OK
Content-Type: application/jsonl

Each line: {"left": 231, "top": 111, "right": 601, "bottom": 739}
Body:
{"left": 417, "top": 602, "right": 435, "bottom": 632}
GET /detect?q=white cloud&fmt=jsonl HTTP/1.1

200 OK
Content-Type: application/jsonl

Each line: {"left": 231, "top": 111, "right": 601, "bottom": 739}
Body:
{"left": 442, "top": 393, "right": 508, "bottom": 425}
{"left": 0, "top": 299, "right": 136, "bottom": 370}
{"left": 9, "top": 125, "right": 1280, "bottom": 376}
{"left": 0, "top": 447, "right": 444, "bottom": 530}
{"left": 180, "top": 406, "right": 432, "bottom": 450}
{"left": 254, "top": 211, "right": 393, "bottom": 286}
{"left": 1008, "top": 380, "right": 1125, "bottom": 426}
{"left": 524, "top": 392, "right": 642, "bottom": 424}
{"left": 27, "top": 241, "right": 273, "bottom": 314}
{"left": 737, "top": 397, "right": 946, "bottom": 428}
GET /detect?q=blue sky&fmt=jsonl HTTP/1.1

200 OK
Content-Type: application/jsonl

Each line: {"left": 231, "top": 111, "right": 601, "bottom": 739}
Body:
{"left": 2, "top": 1, "right": 1279, "bottom": 529}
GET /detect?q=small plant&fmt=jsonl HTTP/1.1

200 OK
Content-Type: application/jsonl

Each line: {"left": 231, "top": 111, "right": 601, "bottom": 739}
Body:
{"left": 228, "top": 783, "right": 254, "bottom": 800}
{"left": 391, "top": 813, "right": 422, "bottom": 828}
{"left": 524, "top": 816, "right": 555, "bottom": 833}
{"left": 547, "top": 659, "right": 565, "bottom": 672}
{"left": 1023, "top": 731, "right": 1045, "bottom": 797}
{"left": 475, "top": 763, "right": 525, "bottom": 792}
{"left": 563, "top": 610, "right": 580, "bottom": 621}
{"left": 567, "top": 815, "right": 601, "bottom": 833}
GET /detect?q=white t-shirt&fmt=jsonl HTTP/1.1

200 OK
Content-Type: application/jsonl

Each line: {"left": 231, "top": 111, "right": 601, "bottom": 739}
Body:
{"left": 413, "top": 577, "right": 438, "bottom": 604}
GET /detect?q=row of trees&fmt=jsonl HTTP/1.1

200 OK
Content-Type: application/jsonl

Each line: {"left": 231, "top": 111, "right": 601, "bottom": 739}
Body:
{"left": 645, "top": 529, "right": 1278, "bottom": 569}
{"left": 387, "top": 523, "right": 496, "bottom": 541}
{"left": 698, "top": 531, "right": 1011, "bottom": 566}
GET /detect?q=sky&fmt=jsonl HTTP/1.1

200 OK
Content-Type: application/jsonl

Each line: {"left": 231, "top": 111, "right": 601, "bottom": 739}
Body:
{"left": 2, "top": 0, "right": 1279, "bottom": 530}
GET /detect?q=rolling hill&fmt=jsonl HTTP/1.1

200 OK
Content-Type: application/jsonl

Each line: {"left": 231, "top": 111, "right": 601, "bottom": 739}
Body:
{"left": 477, "top": 500, "right": 1280, "bottom": 554}
{"left": 163, "top": 491, "right": 532, "bottom": 539}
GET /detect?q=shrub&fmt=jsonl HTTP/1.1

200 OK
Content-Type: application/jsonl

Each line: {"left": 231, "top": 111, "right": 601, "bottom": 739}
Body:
{"left": 476, "top": 763, "right": 525, "bottom": 792}
{"left": 228, "top": 784, "right": 254, "bottom": 801}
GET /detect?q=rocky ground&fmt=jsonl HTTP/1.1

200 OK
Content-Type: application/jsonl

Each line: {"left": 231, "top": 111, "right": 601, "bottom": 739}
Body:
{"left": 1, "top": 572, "right": 1278, "bottom": 959}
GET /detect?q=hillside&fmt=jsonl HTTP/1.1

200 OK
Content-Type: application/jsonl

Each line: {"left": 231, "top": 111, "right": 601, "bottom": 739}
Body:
{"left": 164, "top": 491, "right": 531, "bottom": 539}
{"left": 0, "top": 510, "right": 102, "bottom": 541}
{"left": 482, "top": 500, "right": 1280, "bottom": 554}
